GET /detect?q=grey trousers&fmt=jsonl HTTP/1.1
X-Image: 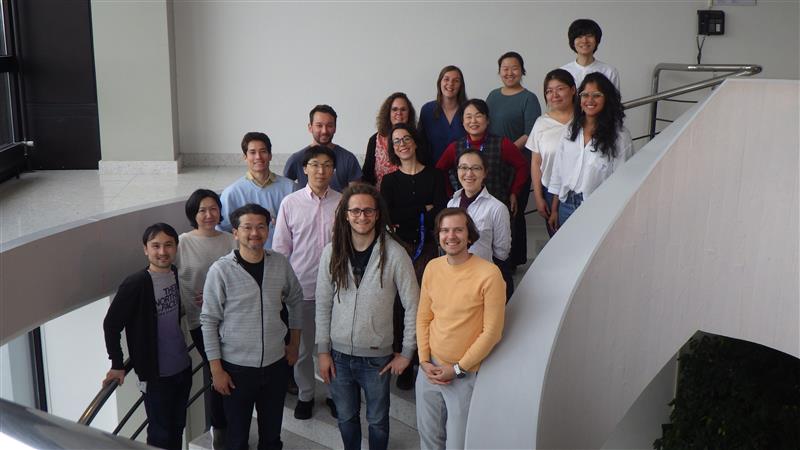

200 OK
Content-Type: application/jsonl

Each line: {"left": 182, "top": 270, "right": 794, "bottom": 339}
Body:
{"left": 415, "top": 361, "right": 477, "bottom": 450}
{"left": 295, "top": 300, "right": 317, "bottom": 402}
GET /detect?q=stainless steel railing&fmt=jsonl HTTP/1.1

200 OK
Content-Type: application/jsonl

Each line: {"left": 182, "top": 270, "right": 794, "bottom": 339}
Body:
{"left": 621, "top": 63, "right": 762, "bottom": 139}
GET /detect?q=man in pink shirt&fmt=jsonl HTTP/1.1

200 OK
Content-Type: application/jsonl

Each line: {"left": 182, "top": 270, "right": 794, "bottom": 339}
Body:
{"left": 272, "top": 145, "right": 342, "bottom": 420}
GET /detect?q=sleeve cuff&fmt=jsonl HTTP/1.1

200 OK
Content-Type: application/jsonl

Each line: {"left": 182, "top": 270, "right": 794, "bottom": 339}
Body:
{"left": 317, "top": 342, "right": 331, "bottom": 354}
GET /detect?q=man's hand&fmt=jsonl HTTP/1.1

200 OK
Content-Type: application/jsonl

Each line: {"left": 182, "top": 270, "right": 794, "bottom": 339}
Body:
{"left": 103, "top": 368, "right": 126, "bottom": 387}
{"left": 420, "top": 361, "right": 450, "bottom": 385}
{"left": 209, "top": 360, "right": 235, "bottom": 396}
{"left": 509, "top": 193, "right": 518, "bottom": 217}
{"left": 285, "top": 342, "right": 299, "bottom": 366}
{"left": 548, "top": 210, "right": 559, "bottom": 232}
{"left": 318, "top": 352, "right": 336, "bottom": 384}
{"left": 379, "top": 354, "right": 411, "bottom": 376}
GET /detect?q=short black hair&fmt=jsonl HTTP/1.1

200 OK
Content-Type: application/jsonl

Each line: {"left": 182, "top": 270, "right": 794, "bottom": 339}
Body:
{"left": 302, "top": 145, "right": 337, "bottom": 168}
{"left": 185, "top": 189, "right": 222, "bottom": 229}
{"left": 240, "top": 132, "right": 272, "bottom": 155}
{"left": 461, "top": 98, "right": 490, "bottom": 120}
{"left": 434, "top": 208, "right": 480, "bottom": 247}
{"left": 568, "top": 18, "right": 603, "bottom": 53}
{"left": 142, "top": 223, "right": 179, "bottom": 246}
{"left": 497, "top": 51, "right": 526, "bottom": 76}
{"left": 309, "top": 104, "right": 337, "bottom": 124}
{"left": 229, "top": 204, "right": 271, "bottom": 230}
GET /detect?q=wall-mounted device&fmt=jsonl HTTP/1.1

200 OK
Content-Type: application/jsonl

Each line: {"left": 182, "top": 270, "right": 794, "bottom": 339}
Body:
{"left": 698, "top": 10, "right": 725, "bottom": 35}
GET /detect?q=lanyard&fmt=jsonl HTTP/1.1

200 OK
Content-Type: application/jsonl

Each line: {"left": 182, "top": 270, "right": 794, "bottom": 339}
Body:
{"left": 466, "top": 136, "right": 485, "bottom": 152}
{"left": 411, "top": 213, "right": 425, "bottom": 261}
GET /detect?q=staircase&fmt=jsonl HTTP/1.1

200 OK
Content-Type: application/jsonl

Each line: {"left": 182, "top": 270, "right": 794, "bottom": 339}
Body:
{"left": 189, "top": 374, "right": 420, "bottom": 450}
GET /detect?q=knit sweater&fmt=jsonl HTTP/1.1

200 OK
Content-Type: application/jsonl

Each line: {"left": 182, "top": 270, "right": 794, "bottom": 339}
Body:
{"left": 176, "top": 231, "right": 237, "bottom": 330}
{"left": 417, "top": 255, "right": 506, "bottom": 372}
{"left": 315, "top": 237, "right": 420, "bottom": 359}
{"left": 201, "top": 250, "right": 303, "bottom": 367}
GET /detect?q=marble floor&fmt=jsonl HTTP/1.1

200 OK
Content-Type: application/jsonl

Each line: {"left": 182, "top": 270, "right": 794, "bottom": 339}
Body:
{"left": 0, "top": 167, "right": 245, "bottom": 244}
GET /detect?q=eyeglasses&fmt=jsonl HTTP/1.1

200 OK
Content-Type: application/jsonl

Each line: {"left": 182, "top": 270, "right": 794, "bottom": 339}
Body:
{"left": 390, "top": 106, "right": 408, "bottom": 113}
{"left": 463, "top": 113, "right": 486, "bottom": 121}
{"left": 457, "top": 165, "right": 484, "bottom": 173}
{"left": 306, "top": 162, "right": 334, "bottom": 171}
{"left": 545, "top": 86, "right": 571, "bottom": 96}
{"left": 347, "top": 208, "right": 377, "bottom": 217}
{"left": 392, "top": 136, "right": 413, "bottom": 147}
{"left": 238, "top": 224, "right": 268, "bottom": 233}
{"left": 579, "top": 92, "right": 605, "bottom": 100}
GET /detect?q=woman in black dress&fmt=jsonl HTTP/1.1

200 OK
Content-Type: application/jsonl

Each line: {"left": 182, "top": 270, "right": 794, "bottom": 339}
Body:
{"left": 380, "top": 123, "right": 446, "bottom": 390}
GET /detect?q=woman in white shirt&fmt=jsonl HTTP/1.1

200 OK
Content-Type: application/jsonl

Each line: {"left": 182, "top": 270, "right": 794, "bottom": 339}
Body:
{"left": 547, "top": 72, "right": 632, "bottom": 230}
{"left": 526, "top": 68, "right": 576, "bottom": 236}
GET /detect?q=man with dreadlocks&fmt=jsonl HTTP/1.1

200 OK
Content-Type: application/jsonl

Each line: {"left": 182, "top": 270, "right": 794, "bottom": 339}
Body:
{"left": 315, "top": 184, "right": 420, "bottom": 450}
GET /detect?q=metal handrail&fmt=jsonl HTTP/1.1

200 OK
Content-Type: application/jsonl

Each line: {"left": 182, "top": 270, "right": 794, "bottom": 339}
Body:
{"left": 620, "top": 63, "right": 762, "bottom": 139}
{"left": 79, "top": 342, "right": 200, "bottom": 429}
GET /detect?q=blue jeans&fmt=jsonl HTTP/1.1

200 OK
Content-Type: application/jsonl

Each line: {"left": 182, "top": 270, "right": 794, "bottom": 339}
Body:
{"left": 558, "top": 191, "right": 584, "bottom": 227}
{"left": 329, "top": 349, "right": 392, "bottom": 450}
{"left": 142, "top": 367, "right": 192, "bottom": 450}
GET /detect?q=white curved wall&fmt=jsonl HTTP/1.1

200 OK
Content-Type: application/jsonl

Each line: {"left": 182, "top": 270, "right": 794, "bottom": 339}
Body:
{"left": 466, "top": 79, "right": 799, "bottom": 449}
{"left": 0, "top": 199, "right": 190, "bottom": 346}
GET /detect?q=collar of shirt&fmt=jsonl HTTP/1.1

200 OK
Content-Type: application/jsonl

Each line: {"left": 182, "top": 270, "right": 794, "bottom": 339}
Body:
{"left": 465, "top": 134, "right": 487, "bottom": 149}
{"left": 303, "top": 184, "right": 332, "bottom": 200}
{"left": 246, "top": 170, "right": 276, "bottom": 188}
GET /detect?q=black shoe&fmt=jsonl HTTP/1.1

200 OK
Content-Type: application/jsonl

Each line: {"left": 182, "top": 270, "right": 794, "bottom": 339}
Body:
{"left": 326, "top": 397, "right": 338, "bottom": 419}
{"left": 287, "top": 373, "right": 298, "bottom": 395}
{"left": 294, "top": 399, "right": 313, "bottom": 420}
{"left": 396, "top": 367, "right": 415, "bottom": 390}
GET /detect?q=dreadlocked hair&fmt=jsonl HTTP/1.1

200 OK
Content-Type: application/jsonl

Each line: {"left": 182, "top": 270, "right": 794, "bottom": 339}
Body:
{"left": 569, "top": 72, "right": 625, "bottom": 159}
{"left": 328, "top": 183, "right": 398, "bottom": 294}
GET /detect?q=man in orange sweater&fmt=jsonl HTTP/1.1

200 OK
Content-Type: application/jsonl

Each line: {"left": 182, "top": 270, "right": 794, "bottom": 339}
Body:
{"left": 416, "top": 207, "right": 506, "bottom": 449}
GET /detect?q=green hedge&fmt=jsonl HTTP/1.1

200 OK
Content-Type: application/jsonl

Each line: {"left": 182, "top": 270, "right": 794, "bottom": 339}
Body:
{"left": 654, "top": 334, "right": 799, "bottom": 450}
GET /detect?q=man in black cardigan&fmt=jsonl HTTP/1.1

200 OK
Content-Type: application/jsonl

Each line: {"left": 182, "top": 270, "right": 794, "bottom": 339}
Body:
{"left": 102, "top": 223, "right": 191, "bottom": 450}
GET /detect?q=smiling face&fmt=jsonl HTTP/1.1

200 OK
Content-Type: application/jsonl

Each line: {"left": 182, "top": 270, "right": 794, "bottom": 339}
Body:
{"left": 438, "top": 213, "right": 470, "bottom": 258}
{"left": 440, "top": 70, "right": 462, "bottom": 101}
{"left": 143, "top": 231, "right": 177, "bottom": 272}
{"left": 309, "top": 112, "right": 337, "bottom": 146}
{"left": 462, "top": 104, "right": 489, "bottom": 139}
{"left": 303, "top": 153, "right": 335, "bottom": 193}
{"left": 499, "top": 56, "right": 523, "bottom": 89}
{"left": 391, "top": 128, "right": 417, "bottom": 163}
{"left": 573, "top": 33, "right": 597, "bottom": 58}
{"left": 232, "top": 213, "right": 269, "bottom": 252}
{"left": 346, "top": 193, "right": 378, "bottom": 237}
{"left": 580, "top": 82, "right": 606, "bottom": 118}
{"left": 545, "top": 79, "right": 576, "bottom": 112}
{"left": 196, "top": 197, "right": 221, "bottom": 232}
{"left": 457, "top": 152, "right": 486, "bottom": 196}
{"left": 390, "top": 97, "right": 410, "bottom": 126}
{"left": 244, "top": 140, "right": 271, "bottom": 175}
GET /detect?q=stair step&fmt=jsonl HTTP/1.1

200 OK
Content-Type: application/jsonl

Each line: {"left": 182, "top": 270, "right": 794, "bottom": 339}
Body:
{"left": 189, "top": 372, "right": 420, "bottom": 450}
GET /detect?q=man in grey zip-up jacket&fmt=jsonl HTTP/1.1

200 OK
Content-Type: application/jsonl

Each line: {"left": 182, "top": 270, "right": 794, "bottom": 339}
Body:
{"left": 201, "top": 204, "right": 303, "bottom": 450}
{"left": 315, "top": 184, "right": 419, "bottom": 450}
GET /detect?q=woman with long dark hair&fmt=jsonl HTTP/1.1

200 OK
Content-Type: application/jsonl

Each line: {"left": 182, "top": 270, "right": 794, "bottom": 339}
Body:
{"left": 526, "top": 68, "right": 576, "bottom": 236}
{"left": 362, "top": 92, "right": 418, "bottom": 189}
{"left": 547, "top": 72, "right": 632, "bottom": 230}
{"left": 418, "top": 65, "right": 468, "bottom": 165}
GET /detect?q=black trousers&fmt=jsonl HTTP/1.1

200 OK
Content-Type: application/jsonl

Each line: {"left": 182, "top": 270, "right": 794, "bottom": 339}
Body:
{"left": 142, "top": 367, "right": 192, "bottom": 450}
{"left": 222, "top": 359, "right": 290, "bottom": 450}
{"left": 189, "top": 327, "right": 227, "bottom": 429}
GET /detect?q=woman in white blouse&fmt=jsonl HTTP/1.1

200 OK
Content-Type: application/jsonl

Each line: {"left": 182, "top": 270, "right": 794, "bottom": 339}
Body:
{"left": 547, "top": 72, "right": 632, "bottom": 231}
{"left": 525, "top": 68, "right": 576, "bottom": 236}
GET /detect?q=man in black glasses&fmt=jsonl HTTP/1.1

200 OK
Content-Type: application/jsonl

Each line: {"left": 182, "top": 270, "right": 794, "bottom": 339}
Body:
{"left": 316, "top": 184, "right": 419, "bottom": 450}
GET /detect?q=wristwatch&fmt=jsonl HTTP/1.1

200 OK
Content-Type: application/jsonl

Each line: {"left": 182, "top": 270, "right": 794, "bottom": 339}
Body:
{"left": 453, "top": 363, "right": 466, "bottom": 379}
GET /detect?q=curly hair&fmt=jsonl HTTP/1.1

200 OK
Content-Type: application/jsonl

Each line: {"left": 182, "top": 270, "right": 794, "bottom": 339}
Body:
{"left": 569, "top": 72, "right": 625, "bottom": 159}
{"left": 328, "top": 183, "right": 396, "bottom": 293}
{"left": 376, "top": 92, "right": 417, "bottom": 137}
